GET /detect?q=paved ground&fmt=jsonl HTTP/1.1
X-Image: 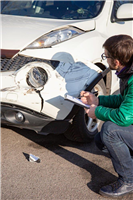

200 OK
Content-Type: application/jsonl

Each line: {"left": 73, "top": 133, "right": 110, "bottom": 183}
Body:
{"left": 1, "top": 125, "right": 133, "bottom": 200}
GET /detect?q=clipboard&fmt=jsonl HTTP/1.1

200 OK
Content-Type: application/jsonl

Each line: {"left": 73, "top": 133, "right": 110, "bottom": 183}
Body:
{"left": 64, "top": 94, "right": 90, "bottom": 109}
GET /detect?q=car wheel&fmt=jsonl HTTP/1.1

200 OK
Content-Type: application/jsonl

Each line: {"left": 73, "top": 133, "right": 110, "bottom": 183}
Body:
{"left": 64, "top": 79, "right": 106, "bottom": 142}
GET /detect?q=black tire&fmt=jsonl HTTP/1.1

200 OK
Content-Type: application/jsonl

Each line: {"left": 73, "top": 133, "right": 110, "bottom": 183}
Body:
{"left": 64, "top": 79, "right": 106, "bottom": 142}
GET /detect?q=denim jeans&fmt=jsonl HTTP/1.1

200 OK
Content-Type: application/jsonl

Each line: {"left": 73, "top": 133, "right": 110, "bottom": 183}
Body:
{"left": 95, "top": 121, "right": 133, "bottom": 183}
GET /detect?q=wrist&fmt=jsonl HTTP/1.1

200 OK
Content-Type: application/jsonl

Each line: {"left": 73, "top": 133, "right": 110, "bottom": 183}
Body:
{"left": 96, "top": 97, "right": 99, "bottom": 106}
{"left": 95, "top": 97, "right": 99, "bottom": 106}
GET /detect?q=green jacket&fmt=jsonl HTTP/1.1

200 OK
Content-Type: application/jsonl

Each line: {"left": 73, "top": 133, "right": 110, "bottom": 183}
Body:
{"left": 95, "top": 75, "right": 133, "bottom": 127}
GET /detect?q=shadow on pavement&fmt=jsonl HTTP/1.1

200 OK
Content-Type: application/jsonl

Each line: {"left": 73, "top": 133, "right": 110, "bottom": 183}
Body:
{"left": 2, "top": 125, "right": 117, "bottom": 194}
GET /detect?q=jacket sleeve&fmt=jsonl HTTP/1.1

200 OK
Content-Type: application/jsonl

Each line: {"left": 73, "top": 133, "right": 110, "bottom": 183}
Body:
{"left": 98, "top": 94, "right": 123, "bottom": 108}
{"left": 95, "top": 80, "right": 133, "bottom": 126}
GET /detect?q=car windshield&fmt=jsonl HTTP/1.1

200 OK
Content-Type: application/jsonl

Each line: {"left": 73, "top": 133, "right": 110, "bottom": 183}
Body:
{"left": 1, "top": 1, "right": 105, "bottom": 20}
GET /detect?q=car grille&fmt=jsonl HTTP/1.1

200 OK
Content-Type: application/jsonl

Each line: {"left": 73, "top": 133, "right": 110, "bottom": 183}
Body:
{"left": 1, "top": 54, "right": 59, "bottom": 72}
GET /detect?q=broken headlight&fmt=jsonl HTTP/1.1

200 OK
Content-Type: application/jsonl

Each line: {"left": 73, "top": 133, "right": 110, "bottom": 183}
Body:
{"left": 27, "top": 67, "right": 48, "bottom": 88}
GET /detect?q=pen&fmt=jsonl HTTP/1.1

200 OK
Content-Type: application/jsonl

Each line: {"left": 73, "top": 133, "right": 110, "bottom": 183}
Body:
{"left": 79, "top": 91, "right": 98, "bottom": 99}
{"left": 92, "top": 91, "right": 98, "bottom": 95}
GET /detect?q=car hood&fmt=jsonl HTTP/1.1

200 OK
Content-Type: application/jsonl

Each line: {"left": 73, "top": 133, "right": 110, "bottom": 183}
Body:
{"left": 1, "top": 15, "right": 95, "bottom": 50}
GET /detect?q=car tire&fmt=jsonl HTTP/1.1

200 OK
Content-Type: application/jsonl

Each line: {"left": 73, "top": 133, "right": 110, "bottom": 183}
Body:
{"left": 64, "top": 79, "right": 106, "bottom": 142}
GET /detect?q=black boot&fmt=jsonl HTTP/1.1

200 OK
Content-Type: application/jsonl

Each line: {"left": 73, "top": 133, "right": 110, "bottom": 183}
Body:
{"left": 99, "top": 179, "right": 133, "bottom": 198}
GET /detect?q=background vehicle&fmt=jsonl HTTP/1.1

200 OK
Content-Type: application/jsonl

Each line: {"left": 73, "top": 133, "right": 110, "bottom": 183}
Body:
{"left": 1, "top": 1, "right": 133, "bottom": 142}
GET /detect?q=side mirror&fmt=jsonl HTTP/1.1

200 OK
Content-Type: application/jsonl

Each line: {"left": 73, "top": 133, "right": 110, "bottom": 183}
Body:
{"left": 116, "top": 3, "right": 133, "bottom": 20}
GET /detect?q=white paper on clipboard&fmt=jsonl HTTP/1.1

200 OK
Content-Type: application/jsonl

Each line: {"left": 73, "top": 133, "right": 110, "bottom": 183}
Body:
{"left": 64, "top": 94, "right": 90, "bottom": 109}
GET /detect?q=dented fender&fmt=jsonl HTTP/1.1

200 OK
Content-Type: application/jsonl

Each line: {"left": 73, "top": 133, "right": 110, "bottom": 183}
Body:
{"left": 40, "top": 61, "right": 104, "bottom": 120}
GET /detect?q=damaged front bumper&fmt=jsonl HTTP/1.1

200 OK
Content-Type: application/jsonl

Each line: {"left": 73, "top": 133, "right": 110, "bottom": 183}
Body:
{"left": 1, "top": 103, "right": 54, "bottom": 133}
{"left": 1, "top": 54, "right": 110, "bottom": 134}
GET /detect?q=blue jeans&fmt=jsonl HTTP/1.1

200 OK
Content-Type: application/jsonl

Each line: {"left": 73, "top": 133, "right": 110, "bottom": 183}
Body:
{"left": 95, "top": 121, "right": 133, "bottom": 183}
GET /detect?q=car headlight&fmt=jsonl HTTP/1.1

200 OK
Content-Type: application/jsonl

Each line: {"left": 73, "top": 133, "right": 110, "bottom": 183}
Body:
{"left": 27, "top": 67, "right": 48, "bottom": 88}
{"left": 25, "top": 26, "right": 84, "bottom": 49}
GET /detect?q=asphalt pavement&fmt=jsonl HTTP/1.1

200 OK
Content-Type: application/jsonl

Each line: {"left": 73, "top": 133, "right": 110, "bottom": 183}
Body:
{"left": 1, "top": 125, "right": 133, "bottom": 200}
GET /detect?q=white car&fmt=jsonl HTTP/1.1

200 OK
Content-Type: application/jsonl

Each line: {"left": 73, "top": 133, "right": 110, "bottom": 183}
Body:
{"left": 1, "top": 1, "right": 133, "bottom": 142}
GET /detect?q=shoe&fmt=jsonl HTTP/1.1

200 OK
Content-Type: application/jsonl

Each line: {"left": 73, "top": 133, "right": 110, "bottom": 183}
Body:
{"left": 99, "top": 179, "right": 133, "bottom": 198}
